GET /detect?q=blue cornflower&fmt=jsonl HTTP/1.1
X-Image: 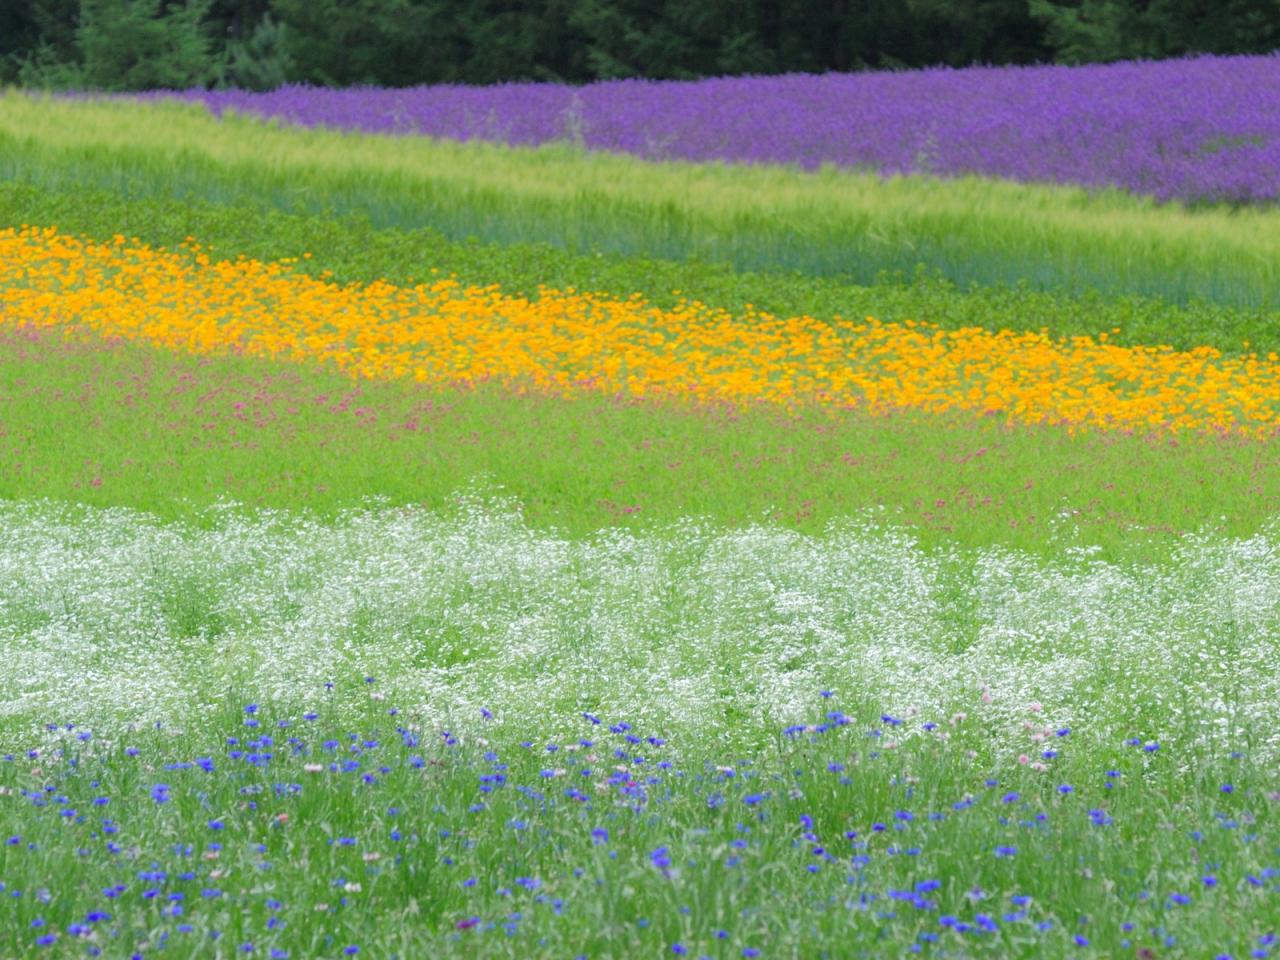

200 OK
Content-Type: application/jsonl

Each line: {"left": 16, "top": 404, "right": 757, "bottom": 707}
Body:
{"left": 1002, "top": 792, "right": 1020, "bottom": 804}
{"left": 244, "top": 704, "right": 258, "bottom": 714}
{"left": 1075, "top": 935, "right": 1089, "bottom": 947}
{"left": 591, "top": 828, "right": 609, "bottom": 845}
{"left": 1221, "top": 784, "right": 1234, "bottom": 794}
{"left": 207, "top": 820, "right": 224, "bottom": 831}
{"left": 35, "top": 935, "right": 56, "bottom": 947}
{"left": 1058, "top": 784, "right": 1074, "bottom": 794}
{"left": 994, "top": 846, "right": 1017, "bottom": 858}
{"left": 344, "top": 948, "right": 360, "bottom": 956}
{"left": 672, "top": 945, "right": 688, "bottom": 956}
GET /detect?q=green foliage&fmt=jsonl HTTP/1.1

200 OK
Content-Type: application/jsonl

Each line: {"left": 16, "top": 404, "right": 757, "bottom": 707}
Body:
{"left": 2, "top": 179, "right": 1277, "bottom": 355}
{"left": 12, "top": 0, "right": 224, "bottom": 90}
{"left": 269, "top": 0, "right": 461, "bottom": 86}
{"left": 13, "top": 42, "right": 85, "bottom": 90}
{"left": 77, "top": 0, "right": 220, "bottom": 90}
{"left": 4, "top": 0, "right": 1278, "bottom": 90}
{"left": 1031, "top": 0, "right": 1280, "bottom": 63}
{"left": 221, "top": 11, "right": 291, "bottom": 90}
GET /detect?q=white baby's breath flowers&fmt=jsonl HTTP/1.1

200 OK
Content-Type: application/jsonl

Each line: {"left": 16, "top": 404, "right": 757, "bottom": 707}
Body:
{"left": 0, "top": 496, "right": 1277, "bottom": 756}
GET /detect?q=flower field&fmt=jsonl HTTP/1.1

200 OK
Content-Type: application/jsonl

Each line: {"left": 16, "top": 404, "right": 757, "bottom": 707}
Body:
{"left": 166, "top": 55, "right": 1280, "bottom": 205}
{"left": 8, "top": 226, "right": 1280, "bottom": 433}
{"left": 3, "top": 59, "right": 1280, "bottom": 959}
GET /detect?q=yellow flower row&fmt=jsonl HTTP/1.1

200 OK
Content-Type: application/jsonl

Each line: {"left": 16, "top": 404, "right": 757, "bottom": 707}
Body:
{"left": 3, "top": 225, "right": 1279, "bottom": 436}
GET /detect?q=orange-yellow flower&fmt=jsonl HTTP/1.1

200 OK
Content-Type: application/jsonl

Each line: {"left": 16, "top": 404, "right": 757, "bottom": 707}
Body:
{"left": 3, "top": 225, "right": 1279, "bottom": 438}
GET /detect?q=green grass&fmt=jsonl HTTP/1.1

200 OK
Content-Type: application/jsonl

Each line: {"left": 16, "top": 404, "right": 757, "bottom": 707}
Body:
{"left": 3, "top": 180, "right": 1277, "bottom": 355}
{"left": 1, "top": 683, "right": 1272, "bottom": 959}
{"left": 2, "top": 92, "right": 1278, "bottom": 309}
{"left": 4, "top": 326, "right": 1279, "bottom": 561}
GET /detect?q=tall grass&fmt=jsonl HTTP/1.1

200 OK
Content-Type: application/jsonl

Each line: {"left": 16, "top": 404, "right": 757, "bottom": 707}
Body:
{"left": 1, "top": 93, "right": 1278, "bottom": 307}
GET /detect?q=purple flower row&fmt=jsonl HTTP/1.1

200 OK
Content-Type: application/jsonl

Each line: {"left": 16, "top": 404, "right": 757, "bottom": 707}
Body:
{"left": 146, "top": 55, "right": 1280, "bottom": 205}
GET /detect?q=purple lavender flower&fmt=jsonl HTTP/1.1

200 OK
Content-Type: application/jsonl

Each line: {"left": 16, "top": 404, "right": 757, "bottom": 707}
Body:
{"left": 150, "top": 55, "right": 1280, "bottom": 205}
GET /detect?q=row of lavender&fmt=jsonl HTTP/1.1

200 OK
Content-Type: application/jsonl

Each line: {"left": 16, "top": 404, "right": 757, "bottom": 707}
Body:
{"left": 157, "top": 55, "right": 1280, "bottom": 205}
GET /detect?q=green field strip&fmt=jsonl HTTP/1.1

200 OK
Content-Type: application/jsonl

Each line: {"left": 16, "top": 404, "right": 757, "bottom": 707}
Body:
{"left": 2, "top": 92, "right": 1278, "bottom": 309}
{"left": 2, "top": 181, "right": 1277, "bottom": 356}
{"left": 3, "top": 328, "right": 1278, "bottom": 561}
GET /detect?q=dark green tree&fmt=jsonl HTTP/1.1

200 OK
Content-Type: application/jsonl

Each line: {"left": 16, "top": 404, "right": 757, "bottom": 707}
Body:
{"left": 221, "top": 12, "right": 292, "bottom": 89}
{"left": 271, "top": 0, "right": 469, "bottom": 86}
{"left": 1032, "top": 0, "right": 1280, "bottom": 62}
{"left": 3, "top": 0, "right": 1279, "bottom": 90}
{"left": 76, "top": 0, "right": 220, "bottom": 89}
{"left": 5, "top": 0, "right": 79, "bottom": 85}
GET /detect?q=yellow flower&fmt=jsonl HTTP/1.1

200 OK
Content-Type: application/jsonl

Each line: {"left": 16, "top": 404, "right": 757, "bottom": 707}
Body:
{"left": 3, "top": 225, "right": 1279, "bottom": 438}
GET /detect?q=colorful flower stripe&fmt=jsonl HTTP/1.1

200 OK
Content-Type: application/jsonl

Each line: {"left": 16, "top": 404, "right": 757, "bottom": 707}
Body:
{"left": 163, "top": 55, "right": 1280, "bottom": 206}
{"left": 3, "top": 225, "right": 1279, "bottom": 436}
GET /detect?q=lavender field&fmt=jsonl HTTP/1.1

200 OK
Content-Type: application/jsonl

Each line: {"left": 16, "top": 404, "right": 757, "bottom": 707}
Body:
{"left": 163, "top": 55, "right": 1280, "bottom": 205}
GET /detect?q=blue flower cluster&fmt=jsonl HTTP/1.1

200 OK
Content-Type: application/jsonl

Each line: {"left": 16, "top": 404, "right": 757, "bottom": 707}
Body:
{"left": 0, "top": 685, "right": 1276, "bottom": 958}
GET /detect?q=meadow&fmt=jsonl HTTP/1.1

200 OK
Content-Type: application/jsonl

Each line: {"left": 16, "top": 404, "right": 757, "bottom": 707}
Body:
{"left": 2, "top": 57, "right": 1280, "bottom": 959}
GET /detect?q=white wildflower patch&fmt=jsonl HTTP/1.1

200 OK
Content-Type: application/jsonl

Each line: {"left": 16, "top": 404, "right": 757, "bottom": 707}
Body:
{"left": 1, "top": 497, "right": 1278, "bottom": 754}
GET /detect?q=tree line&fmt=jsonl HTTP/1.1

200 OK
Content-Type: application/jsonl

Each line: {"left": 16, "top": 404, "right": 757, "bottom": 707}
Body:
{"left": 3, "top": 0, "right": 1279, "bottom": 91}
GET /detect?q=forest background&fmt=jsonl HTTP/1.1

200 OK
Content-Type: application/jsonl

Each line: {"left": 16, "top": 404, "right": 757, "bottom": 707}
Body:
{"left": 3, "top": 0, "right": 1279, "bottom": 92}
